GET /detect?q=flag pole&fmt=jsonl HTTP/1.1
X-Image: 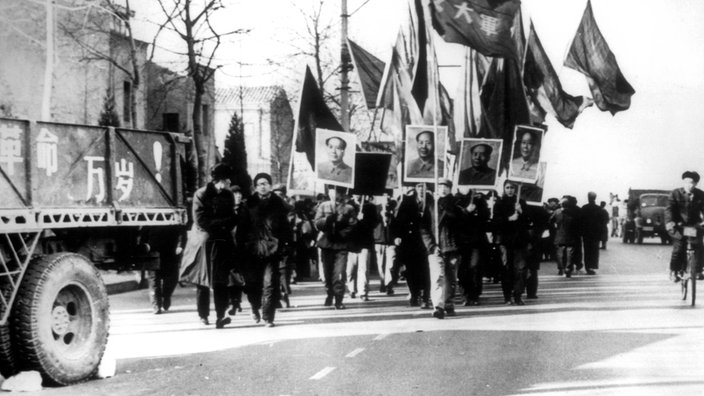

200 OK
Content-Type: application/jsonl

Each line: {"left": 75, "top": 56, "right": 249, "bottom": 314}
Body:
{"left": 430, "top": 30, "right": 440, "bottom": 244}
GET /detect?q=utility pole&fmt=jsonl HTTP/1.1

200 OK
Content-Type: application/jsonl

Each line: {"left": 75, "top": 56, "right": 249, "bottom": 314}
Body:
{"left": 340, "top": 0, "right": 350, "bottom": 131}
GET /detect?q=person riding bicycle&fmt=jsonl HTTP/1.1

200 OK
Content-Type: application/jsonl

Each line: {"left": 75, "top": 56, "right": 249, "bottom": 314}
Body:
{"left": 665, "top": 171, "right": 704, "bottom": 282}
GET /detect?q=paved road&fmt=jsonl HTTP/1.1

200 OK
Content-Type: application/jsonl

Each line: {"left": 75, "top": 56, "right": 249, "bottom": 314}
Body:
{"left": 21, "top": 238, "right": 704, "bottom": 395}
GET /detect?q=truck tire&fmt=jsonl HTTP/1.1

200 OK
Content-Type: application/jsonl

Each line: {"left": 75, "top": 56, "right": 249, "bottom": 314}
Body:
{"left": 0, "top": 323, "right": 16, "bottom": 378}
{"left": 11, "top": 253, "right": 110, "bottom": 386}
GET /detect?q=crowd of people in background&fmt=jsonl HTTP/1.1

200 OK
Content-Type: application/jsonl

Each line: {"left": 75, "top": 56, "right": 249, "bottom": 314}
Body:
{"left": 160, "top": 163, "right": 618, "bottom": 328}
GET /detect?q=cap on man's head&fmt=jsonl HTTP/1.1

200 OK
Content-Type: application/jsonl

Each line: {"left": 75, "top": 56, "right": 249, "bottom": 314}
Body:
{"left": 682, "top": 171, "right": 700, "bottom": 183}
{"left": 210, "top": 163, "right": 232, "bottom": 181}
{"left": 416, "top": 130, "right": 434, "bottom": 142}
{"left": 253, "top": 172, "right": 272, "bottom": 186}
{"left": 438, "top": 178, "right": 453, "bottom": 188}
{"left": 470, "top": 143, "right": 493, "bottom": 156}
{"left": 325, "top": 136, "right": 347, "bottom": 150}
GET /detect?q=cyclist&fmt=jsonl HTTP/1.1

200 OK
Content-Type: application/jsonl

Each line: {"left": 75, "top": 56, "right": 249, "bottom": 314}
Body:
{"left": 665, "top": 171, "right": 704, "bottom": 282}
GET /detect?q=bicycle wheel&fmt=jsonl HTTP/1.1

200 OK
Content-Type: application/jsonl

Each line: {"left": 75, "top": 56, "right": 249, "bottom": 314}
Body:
{"left": 689, "top": 254, "right": 697, "bottom": 306}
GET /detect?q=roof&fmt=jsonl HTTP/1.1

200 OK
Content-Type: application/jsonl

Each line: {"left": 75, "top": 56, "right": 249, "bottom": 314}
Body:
{"left": 215, "top": 86, "right": 284, "bottom": 106}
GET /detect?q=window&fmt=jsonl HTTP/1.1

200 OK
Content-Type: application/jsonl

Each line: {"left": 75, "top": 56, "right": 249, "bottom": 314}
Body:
{"left": 162, "top": 113, "right": 179, "bottom": 132}
{"left": 123, "top": 81, "right": 131, "bottom": 124}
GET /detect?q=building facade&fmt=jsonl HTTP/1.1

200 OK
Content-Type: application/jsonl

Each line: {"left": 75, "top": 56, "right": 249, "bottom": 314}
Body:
{"left": 214, "top": 86, "right": 294, "bottom": 184}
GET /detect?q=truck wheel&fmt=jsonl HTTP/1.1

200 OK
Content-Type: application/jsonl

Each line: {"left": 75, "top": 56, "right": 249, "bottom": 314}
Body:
{"left": 0, "top": 323, "right": 16, "bottom": 378}
{"left": 11, "top": 253, "right": 110, "bottom": 386}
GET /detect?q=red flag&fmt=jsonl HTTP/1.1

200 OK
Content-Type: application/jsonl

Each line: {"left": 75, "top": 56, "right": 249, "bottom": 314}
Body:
{"left": 347, "top": 39, "right": 385, "bottom": 110}
{"left": 564, "top": 0, "right": 635, "bottom": 115}
{"left": 525, "top": 22, "right": 592, "bottom": 129}
{"left": 294, "top": 66, "right": 343, "bottom": 168}
{"left": 429, "top": 0, "right": 520, "bottom": 59}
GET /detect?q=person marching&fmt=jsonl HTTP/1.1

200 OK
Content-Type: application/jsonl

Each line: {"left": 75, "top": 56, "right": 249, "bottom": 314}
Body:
{"left": 494, "top": 180, "right": 530, "bottom": 305}
{"left": 242, "top": 173, "right": 292, "bottom": 328}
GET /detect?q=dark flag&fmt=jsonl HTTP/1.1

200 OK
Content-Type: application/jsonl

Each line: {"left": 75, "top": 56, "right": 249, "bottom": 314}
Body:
{"left": 347, "top": 39, "right": 386, "bottom": 110}
{"left": 429, "top": 0, "right": 520, "bottom": 59}
{"left": 479, "top": 57, "right": 531, "bottom": 173}
{"left": 564, "top": 0, "right": 635, "bottom": 115}
{"left": 294, "top": 66, "right": 343, "bottom": 168}
{"left": 525, "top": 21, "right": 592, "bottom": 129}
{"left": 410, "top": 0, "right": 429, "bottom": 112}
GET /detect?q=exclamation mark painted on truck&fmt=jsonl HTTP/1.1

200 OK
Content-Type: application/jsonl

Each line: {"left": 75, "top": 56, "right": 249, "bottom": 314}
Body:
{"left": 153, "top": 141, "right": 162, "bottom": 183}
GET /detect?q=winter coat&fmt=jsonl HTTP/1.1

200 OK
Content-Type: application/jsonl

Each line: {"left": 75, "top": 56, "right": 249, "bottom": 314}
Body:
{"left": 392, "top": 193, "right": 427, "bottom": 257}
{"left": 314, "top": 199, "right": 357, "bottom": 250}
{"left": 180, "top": 183, "right": 237, "bottom": 287}
{"left": 242, "top": 193, "right": 293, "bottom": 260}
{"left": 494, "top": 194, "right": 530, "bottom": 248}
{"left": 581, "top": 202, "right": 604, "bottom": 240}
{"left": 665, "top": 187, "right": 704, "bottom": 240}
{"left": 552, "top": 205, "right": 581, "bottom": 246}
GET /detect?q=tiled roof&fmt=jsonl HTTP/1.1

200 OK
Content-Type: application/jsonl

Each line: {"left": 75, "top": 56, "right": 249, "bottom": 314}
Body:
{"left": 215, "top": 86, "right": 283, "bottom": 105}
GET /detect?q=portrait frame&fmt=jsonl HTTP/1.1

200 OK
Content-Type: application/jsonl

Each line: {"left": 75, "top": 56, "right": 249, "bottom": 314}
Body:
{"left": 314, "top": 128, "right": 356, "bottom": 188}
{"left": 508, "top": 124, "right": 545, "bottom": 184}
{"left": 518, "top": 162, "right": 547, "bottom": 205}
{"left": 403, "top": 125, "right": 447, "bottom": 183}
{"left": 457, "top": 138, "right": 503, "bottom": 189}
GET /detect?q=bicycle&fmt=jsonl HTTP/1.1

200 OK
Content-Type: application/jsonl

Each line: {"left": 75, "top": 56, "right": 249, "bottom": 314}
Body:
{"left": 680, "top": 226, "right": 698, "bottom": 306}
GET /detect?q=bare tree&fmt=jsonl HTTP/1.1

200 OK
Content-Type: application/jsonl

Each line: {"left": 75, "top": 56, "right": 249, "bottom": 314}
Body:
{"left": 59, "top": 0, "right": 143, "bottom": 128}
{"left": 153, "top": 0, "right": 248, "bottom": 187}
{"left": 269, "top": 90, "right": 294, "bottom": 184}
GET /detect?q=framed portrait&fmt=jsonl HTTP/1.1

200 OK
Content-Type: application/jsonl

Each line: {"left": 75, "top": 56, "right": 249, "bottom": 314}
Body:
{"left": 360, "top": 141, "right": 400, "bottom": 190}
{"left": 403, "top": 125, "right": 447, "bottom": 183}
{"left": 457, "top": 138, "right": 503, "bottom": 189}
{"left": 519, "top": 162, "right": 547, "bottom": 205}
{"left": 508, "top": 124, "right": 545, "bottom": 184}
{"left": 315, "top": 128, "right": 356, "bottom": 188}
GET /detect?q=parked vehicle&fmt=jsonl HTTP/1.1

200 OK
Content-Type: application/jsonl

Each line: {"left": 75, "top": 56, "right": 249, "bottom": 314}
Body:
{"left": 624, "top": 188, "right": 671, "bottom": 244}
{"left": 0, "top": 118, "right": 189, "bottom": 385}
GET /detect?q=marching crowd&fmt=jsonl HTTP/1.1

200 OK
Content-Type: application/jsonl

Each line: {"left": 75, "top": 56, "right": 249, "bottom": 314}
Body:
{"left": 150, "top": 163, "right": 614, "bottom": 328}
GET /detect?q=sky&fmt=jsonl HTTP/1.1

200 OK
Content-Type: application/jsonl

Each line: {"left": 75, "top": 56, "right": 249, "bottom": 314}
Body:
{"left": 132, "top": 0, "right": 704, "bottom": 203}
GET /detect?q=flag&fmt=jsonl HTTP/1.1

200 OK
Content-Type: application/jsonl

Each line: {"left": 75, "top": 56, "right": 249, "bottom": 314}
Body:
{"left": 429, "top": 0, "right": 520, "bottom": 59}
{"left": 410, "top": 0, "right": 429, "bottom": 112}
{"left": 347, "top": 39, "right": 385, "bottom": 110}
{"left": 479, "top": 57, "right": 531, "bottom": 173}
{"left": 525, "top": 22, "right": 592, "bottom": 129}
{"left": 455, "top": 48, "right": 483, "bottom": 141}
{"left": 376, "top": 30, "right": 424, "bottom": 143}
{"left": 294, "top": 66, "right": 343, "bottom": 168}
{"left": 564, "top": 0, "right": 635, "bottom": 115}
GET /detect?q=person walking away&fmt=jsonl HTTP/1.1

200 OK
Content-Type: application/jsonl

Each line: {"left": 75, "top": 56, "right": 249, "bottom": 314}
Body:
{"left": 581, "top": 192, "right": 602, "bottom": 275}
{"left": 272, "top": 183, "right": 296, "bottom": 308}
{"left": 180, "top": 163, "right": 238, "bottom": 328}
{"left": 314, "top": 185, "right": 357, "bottom": 309}
{"left": 242, "top": 173, "right": 293, "bottom": 327}
{"left": 143, "top": 226, "right": 185, "bottom": 314}
{"left": 665, "top": 171, "right": 704, "bottom": 282}
{"left": 599, "top": 201, "right": 610, "bottom": 249}
{"left": 551, "top": 196, "right": 581, "bottom": 278}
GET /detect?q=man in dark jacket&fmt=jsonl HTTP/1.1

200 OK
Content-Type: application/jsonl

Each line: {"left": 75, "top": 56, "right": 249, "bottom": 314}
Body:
{"left": 242, "top": 173, "right": 293, "bottom": 327}
{"left": 314, "top": 185, "right": 357, "bottom": 309}
{"left": 581, "top": 192, "right": 602, "bottom": 275}
{"left": 190, "top": 163, "right": 238, "bottom": 328}
{"left": 374, "top": 192, "right": 398, "bottom": 295}
{"left": 346, "top": 195, "right": 379, "bottom": 301}
{"left": 393, "top": 185, "right": 432, "bottom": 308}
{"left": 456, "top": 190, "right": 490, "bottom": 306}
{"left": 665, "top": 171, "right": 704, "bottom": 281}
{"left": 494, "top": 180, "right": 530, "bottom": 305}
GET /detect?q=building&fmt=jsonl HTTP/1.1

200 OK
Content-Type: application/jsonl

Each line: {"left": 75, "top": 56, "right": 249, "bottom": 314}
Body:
{"left": 214, "top": 86, "right": 294, "bottom": 184}
{"left": 0, "top": 1, "right": 147, "bottom": 127}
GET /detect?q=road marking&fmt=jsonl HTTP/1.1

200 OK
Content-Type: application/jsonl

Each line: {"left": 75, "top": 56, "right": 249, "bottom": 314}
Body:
{"left": 346, "top": 348, "right": 365, "bottom": 358}
{"left": 310, "top": 366, "right": 336, "bottom": 380}
{"left": 374, "top": 333, "right": 389, "bottom": 341}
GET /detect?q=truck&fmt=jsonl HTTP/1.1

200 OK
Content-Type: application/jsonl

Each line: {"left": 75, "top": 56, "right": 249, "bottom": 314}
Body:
{"left": 0, "top": 118, "right": 190, "bottom": 385}
{"left": 623, "top": 188, "right": 671, "bottom": 245}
